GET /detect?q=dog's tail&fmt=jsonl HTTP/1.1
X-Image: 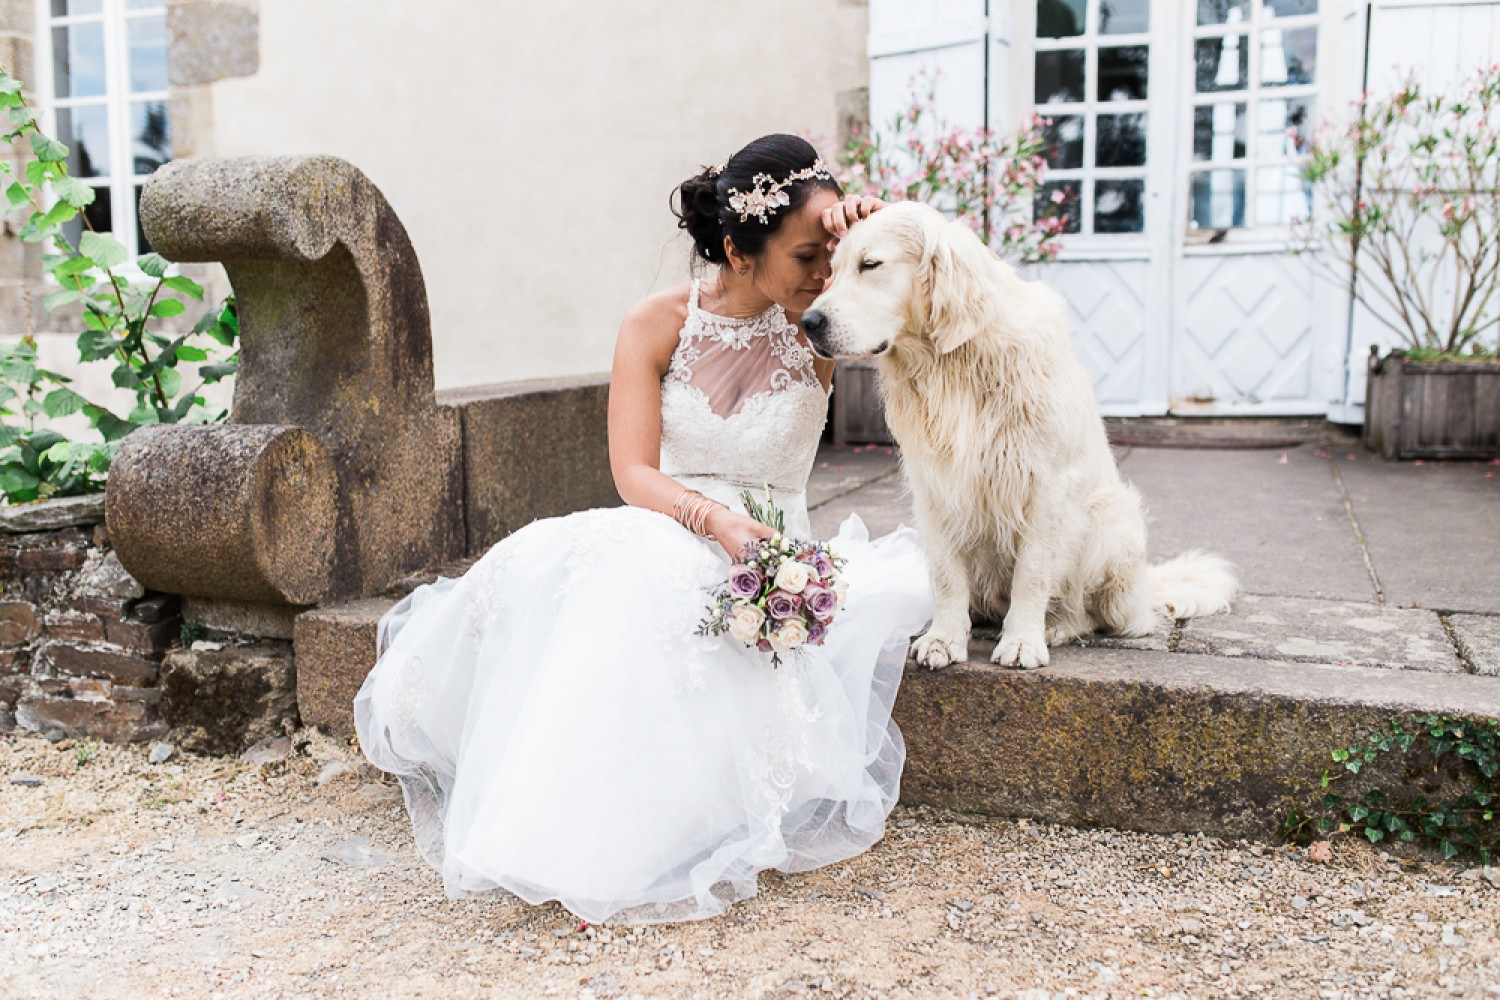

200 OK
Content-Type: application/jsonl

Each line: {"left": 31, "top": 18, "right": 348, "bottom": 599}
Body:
{"left": 1149, "top": 551, "right": 1238, "bottom": 620}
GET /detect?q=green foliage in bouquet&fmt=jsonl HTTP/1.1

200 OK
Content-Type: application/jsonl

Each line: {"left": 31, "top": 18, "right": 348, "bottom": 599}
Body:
{"left": 0, "top": 64, "right": 238, "bottom": 505}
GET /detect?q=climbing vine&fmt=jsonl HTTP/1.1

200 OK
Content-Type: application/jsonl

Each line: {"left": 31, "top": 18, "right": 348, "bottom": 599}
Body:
{"left": 1296, "top": 714, "right": 1499, "bottom": 863}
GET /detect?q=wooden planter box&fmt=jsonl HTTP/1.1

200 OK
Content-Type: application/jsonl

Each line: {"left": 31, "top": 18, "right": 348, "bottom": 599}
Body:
{"left": 831, "top": 359, "right": 894, "bottom": 446}
{"left": 1364, "top": 350, "right": 1500, "bottom": 460}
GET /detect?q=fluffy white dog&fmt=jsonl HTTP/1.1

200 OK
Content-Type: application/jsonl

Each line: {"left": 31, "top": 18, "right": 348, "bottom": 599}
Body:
{"left": 801, "top": 202, "right": 1237, "bottom": 670}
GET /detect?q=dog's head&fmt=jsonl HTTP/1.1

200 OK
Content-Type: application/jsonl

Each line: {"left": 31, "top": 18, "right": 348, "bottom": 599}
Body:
{"left": 800, "top": 201, "right": 1001, "bottom": 360}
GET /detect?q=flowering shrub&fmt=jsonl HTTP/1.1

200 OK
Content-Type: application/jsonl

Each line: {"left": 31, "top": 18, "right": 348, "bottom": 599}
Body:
{"left": 0, "top": 65, "right": 237, "bottom": 504}
{"left": 1295, "top": 66, "right": 1500, "bottom": 359}
{"left": 834, "top": 74, "right": 1068, "bottom": 262}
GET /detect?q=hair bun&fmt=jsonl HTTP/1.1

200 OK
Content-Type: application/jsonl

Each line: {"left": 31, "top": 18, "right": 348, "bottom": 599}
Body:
{"left": 672, "top": 169, "right": 727, "bottom": 265}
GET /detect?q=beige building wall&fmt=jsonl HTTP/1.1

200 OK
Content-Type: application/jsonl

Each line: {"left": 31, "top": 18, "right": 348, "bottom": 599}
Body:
{"left": 176, "top": 0, "right": 870, "bottom": 390}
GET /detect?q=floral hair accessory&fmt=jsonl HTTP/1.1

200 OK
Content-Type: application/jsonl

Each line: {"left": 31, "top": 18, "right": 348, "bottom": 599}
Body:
{"left": 707, "top": 160, "right": 728, "bottom": 177}
{"left": 726, "top": 159, "right": 834, "bottom": 225}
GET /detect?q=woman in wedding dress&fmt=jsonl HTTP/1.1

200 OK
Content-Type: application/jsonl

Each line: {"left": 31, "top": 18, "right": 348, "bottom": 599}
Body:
{"left": 354, "top": 134, "right": 933, "bottom": 924}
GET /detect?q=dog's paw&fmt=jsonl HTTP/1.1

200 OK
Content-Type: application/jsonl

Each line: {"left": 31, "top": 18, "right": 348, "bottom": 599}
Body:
{"left": 913, "top": 630, "right": 968, "bottom": 670}
{"left": 993, "top": 631, "right": 1050, "bottom": 670}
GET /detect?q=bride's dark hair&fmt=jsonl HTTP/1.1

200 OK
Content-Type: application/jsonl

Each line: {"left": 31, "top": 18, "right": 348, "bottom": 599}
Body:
{"left": 672, "top": 134, "right": 843, "bottom": 266}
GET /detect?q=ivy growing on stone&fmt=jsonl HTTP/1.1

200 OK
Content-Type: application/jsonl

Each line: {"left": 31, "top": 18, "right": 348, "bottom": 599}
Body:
{"left": 0, "top": 65, "right": 237, "bottom": 505}
{"left": 1304, "top": 714, "right": 1499, "bottom": 864}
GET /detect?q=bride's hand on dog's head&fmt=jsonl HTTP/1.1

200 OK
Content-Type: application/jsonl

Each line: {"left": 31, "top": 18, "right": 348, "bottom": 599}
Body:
{"left": 822, "top": 195, "right": 885, "bottom": 249}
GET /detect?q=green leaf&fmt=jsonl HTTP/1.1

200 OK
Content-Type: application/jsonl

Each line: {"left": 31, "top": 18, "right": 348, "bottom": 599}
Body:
{"left": 24, "top": 159, "right": 56, "bottom": 187}
{"left": 136, "top": 252, "right": 170, "bottom": 278}
{"left": 160, "top": 274, "right": 204, "bottom": 301}
{"left": 41, "top": 387, "right": 87, "bottom": 418}
{"left": 42, "top": 440, "right": 74, "bottom": 465}
{"left": 42, "top": 287, "right": 86, "bottom": 311}
{"left": 52, "top": 175, "right": 95, "bottom": 209}
{"left": 157, "top": 366, "right": 182, "bottom": 398}
{"left": 7, "top": 105, "right": 37, "bottom": 127}
{"left": 0, "top": 463, "right": 40, "bottom": 499}
{"left": 29, "top": 132, "right": 68, "bottom": 163}
{"left": 149, "top": 298, "right": 186, "bottom": 318}
{"left": 173, "top": 344, "right": 209, "bottom": 362}
{"left": 0, "top": 75, "right": 22, "bottom": 96}
{"left": 52, "top": 255, "right": 94, "bottom": 280}
{"left": 1364, "top": 827, "right": 1385, "bottom": 843}
{"left": 82, "top": 404, "right": 135, "bottom": 442}
{"left": 111, "top": 365, "right": 142, "bottom": 390}
{"left": 0, "top": 425, "right": 20, "bottom": 448}
{"left": 198, "top": 361, "right": 237, "bottom": 384}
{"left": 75, "top": 329, "right": 118, "bottom": 362}
{"left": 78, "top": 231, "right": 128, "bottom": 271}
{"left": 5, "top": 180, "right": 30, "bottom": 210}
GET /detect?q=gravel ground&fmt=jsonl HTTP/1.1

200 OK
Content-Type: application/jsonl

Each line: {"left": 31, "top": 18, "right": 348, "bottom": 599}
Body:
{"left": 3, "top": 729, "right": 1498, "bottom": 1000}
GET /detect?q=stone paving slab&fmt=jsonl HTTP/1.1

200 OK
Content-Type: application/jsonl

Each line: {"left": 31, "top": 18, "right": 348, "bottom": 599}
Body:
{"left": 1117, "top": 445, "right": 1376, "bottom": 603}
{"left": 1335, "top": 456, "right": 1500, "bottom": 613}
{"left": 1175, "top": 593, "right": 1462, "bottom": 672}
{"left": 805, "top": 443, "right": 900, "bottom": 509}
{"left": 810, "top": 463, "right": 912, "bottom": 541}
{"left": 1451, "top": 612, "right": 1500, "bottom": 677}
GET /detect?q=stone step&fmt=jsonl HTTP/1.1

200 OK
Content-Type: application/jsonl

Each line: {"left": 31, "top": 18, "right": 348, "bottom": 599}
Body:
{"left": 292, "top": 600, "right": 1500, "bottom": 841}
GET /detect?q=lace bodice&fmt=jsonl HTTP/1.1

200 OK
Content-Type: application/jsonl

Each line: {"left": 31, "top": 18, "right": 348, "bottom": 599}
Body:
{"left": 660, "top": 280, "right": 828, "bottom": 536}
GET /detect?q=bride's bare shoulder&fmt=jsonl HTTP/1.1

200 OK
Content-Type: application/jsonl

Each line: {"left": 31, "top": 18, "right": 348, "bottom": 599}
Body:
{"left": 617, "top": 283, "right": 692, "bottom": 355}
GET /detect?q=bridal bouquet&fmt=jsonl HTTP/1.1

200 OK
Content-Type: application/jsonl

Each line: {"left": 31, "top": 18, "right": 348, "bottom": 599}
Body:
{"left": 698, "top": 489, "right": 848, "bottom": 665}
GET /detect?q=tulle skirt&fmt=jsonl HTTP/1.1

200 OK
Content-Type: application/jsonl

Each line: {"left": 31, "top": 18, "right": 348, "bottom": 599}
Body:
{"left": 353, "top": 504, "right": 932, "bottom": 924}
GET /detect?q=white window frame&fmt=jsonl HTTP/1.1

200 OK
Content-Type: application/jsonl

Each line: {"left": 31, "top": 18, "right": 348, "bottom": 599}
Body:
{"left": 1183, "top": 0, "right": 1321, "bottom": 245}
{"left": 1032, "top": 0, "right": 1155, "bottom": 238}
{"left": 33, "top": 0, "right": 169, "bottom": 260}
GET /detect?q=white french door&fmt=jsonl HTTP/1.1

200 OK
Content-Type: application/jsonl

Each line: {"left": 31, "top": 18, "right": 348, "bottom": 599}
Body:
{"left": 869, "top": 0, "right": 1348, "bottom": 417}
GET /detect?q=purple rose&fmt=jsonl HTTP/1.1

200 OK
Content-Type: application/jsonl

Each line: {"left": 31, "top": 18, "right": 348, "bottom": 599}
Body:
{"left": 765, "top": 589, "right": 803, "bottom": 620}
{"left": 728, "top": 564, "right": 763, "bottom": 599}
{"left": 808, "top": 622, "right": 827, "bottom": 645}
{"left": 812, "top": 551, "right": 835, "bottom": 579}
{"left": 803, "top": 586, "right": 837, "bottom": 622}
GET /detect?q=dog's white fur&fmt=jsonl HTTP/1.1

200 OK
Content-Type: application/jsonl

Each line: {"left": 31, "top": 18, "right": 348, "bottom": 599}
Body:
{"left": 804, "top": 202, "right": 1237, "bottom": 669}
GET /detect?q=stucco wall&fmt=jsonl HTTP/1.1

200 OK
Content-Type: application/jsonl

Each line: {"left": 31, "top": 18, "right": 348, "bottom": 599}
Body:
{"left": 189, "top": 0, "right": 869, "bottom": 390}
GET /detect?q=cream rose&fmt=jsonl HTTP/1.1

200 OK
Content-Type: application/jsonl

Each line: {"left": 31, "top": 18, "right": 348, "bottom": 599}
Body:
{"left": 771, "top": 618, "right": 809, "bottom": 651}
{"left": 727, "top": 602, "right": 766, "bottom": 644}
{"left": 772, "top": 559, "right": 812, "bottom": 595}
{"left": 832, "top": 578, "right": 849, "bottom": 611}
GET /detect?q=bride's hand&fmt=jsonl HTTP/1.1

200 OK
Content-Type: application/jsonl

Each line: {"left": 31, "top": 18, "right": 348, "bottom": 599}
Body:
{"left": 823, "top": 194, "right": 885, "bottom": 248}
{"left": 706, "top": 507, "right": 780, "bottom": 560}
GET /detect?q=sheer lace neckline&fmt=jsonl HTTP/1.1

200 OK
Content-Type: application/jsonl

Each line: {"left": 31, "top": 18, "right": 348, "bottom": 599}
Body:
{"left": 687, "top": 279, "right": 786, "bottom": 329}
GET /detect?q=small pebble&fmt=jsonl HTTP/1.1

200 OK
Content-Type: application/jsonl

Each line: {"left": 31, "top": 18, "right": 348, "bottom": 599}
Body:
{"left": 43, "top": 728, "right": 66, "bottom": 744}
{"left": 148, "top": 742, "right": 175, "bottom": 765}
{"left": 8, "top": 774, "right": 43, "bottom": 787}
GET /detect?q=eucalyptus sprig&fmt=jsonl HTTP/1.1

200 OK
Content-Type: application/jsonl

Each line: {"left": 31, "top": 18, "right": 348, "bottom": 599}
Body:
{"left": 739, "top": 485, "right": 786, "bottom": 534}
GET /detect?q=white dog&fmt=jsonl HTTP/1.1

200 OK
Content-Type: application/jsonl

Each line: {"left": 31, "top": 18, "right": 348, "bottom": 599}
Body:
{"left": 801, "top": 202, "right": 1237, "bottom": 670}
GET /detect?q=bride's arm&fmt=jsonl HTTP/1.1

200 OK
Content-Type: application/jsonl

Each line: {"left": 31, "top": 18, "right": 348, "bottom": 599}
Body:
{"left": 608, "top": 292, "right": 778, "bottom": 557}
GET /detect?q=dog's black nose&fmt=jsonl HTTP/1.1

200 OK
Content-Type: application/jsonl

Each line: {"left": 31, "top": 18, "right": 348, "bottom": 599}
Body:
{"left": 800, "top": 309, "right": 828, "bottom": 337}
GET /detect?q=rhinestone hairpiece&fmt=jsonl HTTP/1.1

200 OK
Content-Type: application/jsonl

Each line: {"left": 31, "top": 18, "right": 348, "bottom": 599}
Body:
{"left": 726, "top": 159, "right": 834, "bottom": 225}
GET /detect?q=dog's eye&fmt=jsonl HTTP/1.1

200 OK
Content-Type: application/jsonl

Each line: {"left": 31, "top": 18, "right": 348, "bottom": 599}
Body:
{"left": 858, "top": 259, "right": 882, "bottom": 273}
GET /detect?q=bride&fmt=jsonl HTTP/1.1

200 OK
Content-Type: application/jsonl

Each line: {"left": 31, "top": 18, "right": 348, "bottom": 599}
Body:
{"left": 354, "top": 134, "right": 934, "bottom": 924}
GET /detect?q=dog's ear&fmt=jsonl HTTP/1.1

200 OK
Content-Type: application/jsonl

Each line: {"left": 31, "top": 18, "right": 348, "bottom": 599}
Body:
{"left": 920, "top": 219, "right": 998, "bottom": 356}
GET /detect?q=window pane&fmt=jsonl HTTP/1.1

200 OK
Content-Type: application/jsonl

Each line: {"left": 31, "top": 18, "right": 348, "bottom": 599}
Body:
{"left": 1261, "top": 26, "right": 1316, "bottom": 87}
{"left": 1255, "top": 98, "right": 1311, "bottom": 158}
{"left": 1098, "top": 46, "right": 1149, "bottom": 101}
{"left": 61, "top": 183, "right": 111, "bottom": 248}
{"left": 1265, "top": 0, "right": 1317, "bottom": 16}
{"left": 56, "top": 104, "right": 110, "bottom": 178}
{"left": 1037, "top": 0, "right": 1086, "bottom": 38}
{"left": 51, "top": 0, "right": 103, "bottom": 15}
{"left": 1040, "top": 114, "right": 1084, "bottom": 170}
{"left": 1096, "top": 113, "right": 1147, "bottom": 167}
{"left": 52, "top": 22, "right": 106, "bottom": 98}
{"left": 1255, "top": 167, "right": 1312, "bottom": 226}
{"left": 128, "top": 16, "right": 168, "bottom": 92}
{"left": 1036, "top": 50, "right": 1086, "bottom": 104}
{"left": 1193, "top": 103, "right": 1246, "bottom": 160}
{"left": 1036, "top": 181, "right": 1081, "bottom": 234}
{"left": 131, "top": 100, "right": 170, "bottom": 175}
{"left": 1197, "top": 0, "right": 1249, "bottom": 25}
{"left": 1190, "top": 169, "right": 1246, "bottom": 229}
{"left": 1195, "top": 35, "right": 1248, "bottom": 92}
{"left": 1099, "top": 0, "right": 1149, "bottom": 34}
{"left": 1095, "top": 179, "right": 1144, "bottom": 233}
{"left": 125, "top": 0, "right": 165, "bottom": 8}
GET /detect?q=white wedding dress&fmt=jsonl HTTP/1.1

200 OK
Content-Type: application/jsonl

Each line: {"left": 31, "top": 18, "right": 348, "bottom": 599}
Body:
{"left": 354, "top": 280, "right": 933, "bottom": 924}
